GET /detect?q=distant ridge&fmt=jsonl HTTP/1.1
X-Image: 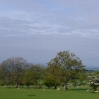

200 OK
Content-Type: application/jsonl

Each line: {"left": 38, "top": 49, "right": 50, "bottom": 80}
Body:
{"left": 86, "top": 66, "right": 99, "bottom": 71}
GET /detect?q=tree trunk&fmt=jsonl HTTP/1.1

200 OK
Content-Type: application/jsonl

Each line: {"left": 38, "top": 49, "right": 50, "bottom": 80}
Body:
{"left": 16, "top": 83, "right": 18, "bottom": 88}
{"left": 34, "top": 80, "right": 37, "bottom": 88}
{"left": 54, "top": 84, "right": 57, "bottom": 89}
{"left": 64, "top": 82, "right": 68, "bottom": 90}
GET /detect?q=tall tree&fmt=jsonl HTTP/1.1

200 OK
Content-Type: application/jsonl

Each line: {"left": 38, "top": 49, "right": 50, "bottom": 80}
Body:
{"left": 0, "top": 57, "right": 28, "bottom": 88}
{"left": 48, "top": 51, "right": 85, "bottom": 90}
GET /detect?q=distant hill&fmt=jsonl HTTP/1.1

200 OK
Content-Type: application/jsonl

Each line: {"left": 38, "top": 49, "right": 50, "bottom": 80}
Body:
{"left": 86, "top": 66, "right": 99, "bottom": 71}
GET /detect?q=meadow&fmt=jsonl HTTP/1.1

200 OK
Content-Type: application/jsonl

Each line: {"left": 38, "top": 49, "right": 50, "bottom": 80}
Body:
{"left": 0, "top": 86, "right": 99, "bottom": 99}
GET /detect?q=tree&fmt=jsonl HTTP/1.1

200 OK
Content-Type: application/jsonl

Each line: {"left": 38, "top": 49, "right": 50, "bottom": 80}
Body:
{"left": 23, "top": 69, "right": 33, "bottom": 88}
{"left": 0, "top": 57, "right": 28, "bottom": 88}
{"left": 88, "top": 72, "right": 99, "bottom": 91}
{"left": 44, "top": 63, "right": 61, "bottom": 89}
{"left": 48, "top": 51, "right": 85, "bottom": 90}
{"left": 23, "top": 64, "right": 44, "bottom": 88}
{"left": 0, "top": 68, "right": 6, "bottom": 86}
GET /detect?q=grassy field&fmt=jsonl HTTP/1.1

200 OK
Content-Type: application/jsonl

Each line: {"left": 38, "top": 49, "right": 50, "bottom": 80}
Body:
{"left": 0, "top": 86, "right": 99, "bottom": 99}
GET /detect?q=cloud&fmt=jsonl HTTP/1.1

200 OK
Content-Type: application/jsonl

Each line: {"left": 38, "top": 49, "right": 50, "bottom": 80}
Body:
{"left": 1, "top": 0, "right": 99, "bottom": 35}
{"left": 0, "top": 0, "right": 99, "bottom": 66}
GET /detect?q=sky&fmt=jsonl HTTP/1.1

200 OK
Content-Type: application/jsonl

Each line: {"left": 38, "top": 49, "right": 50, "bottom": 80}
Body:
{"left": 0, "top": 0, "right": 99, "bottom": 67}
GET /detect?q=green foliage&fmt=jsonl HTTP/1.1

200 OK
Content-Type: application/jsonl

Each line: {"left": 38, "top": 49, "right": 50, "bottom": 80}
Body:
{"left": 43, "top": 65, "right": 61, "bottom": 89}
{"left": 44, "top": 79, "right": 54, "bottom": 88}
{"left": 23, "top": 64, "right": 44, "bottom": 88}
{"left": 47, "top": 51, "right": 85, "bottom": 89}
{"left": 0, "top": 51, "right": 85, "bottom": 89}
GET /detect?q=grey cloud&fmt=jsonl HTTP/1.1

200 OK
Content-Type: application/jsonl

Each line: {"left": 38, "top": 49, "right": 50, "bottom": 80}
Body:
{"left": 1, "top": 0, "right": 99, "bottom": 36}
{"left": 0, "top": 17, "right": 54, "bottom": 36}
{"left": 0, "top": 34, "right": 99, "bottom": 66}
{"left": 0, "top": 0, "right": 99, "bottom": 67}
{"left": 1, "top": 16, "right": 99, "bottom": 39}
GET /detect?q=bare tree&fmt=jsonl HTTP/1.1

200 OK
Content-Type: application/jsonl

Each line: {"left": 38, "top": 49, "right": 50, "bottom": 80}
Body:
{"left": 0, "top": 57, "right": 28, "bottom": 88}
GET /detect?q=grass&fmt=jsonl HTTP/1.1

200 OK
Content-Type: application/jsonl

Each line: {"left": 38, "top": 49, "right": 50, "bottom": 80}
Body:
{"left": 0, "top": 86, "right": 99, "bottom": 99}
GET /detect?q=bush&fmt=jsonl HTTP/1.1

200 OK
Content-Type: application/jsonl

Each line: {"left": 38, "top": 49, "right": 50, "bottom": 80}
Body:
{"left": 88, "top": 75, "right": 99, "bottom": 91}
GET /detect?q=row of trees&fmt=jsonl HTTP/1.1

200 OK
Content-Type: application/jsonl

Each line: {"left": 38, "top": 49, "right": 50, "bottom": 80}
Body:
{"left": 0, "top": 51, "right": 93, "bottom": 90}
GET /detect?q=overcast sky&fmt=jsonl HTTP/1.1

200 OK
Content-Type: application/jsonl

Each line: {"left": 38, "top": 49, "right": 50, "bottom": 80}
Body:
{"left": 0, "top": 0, "right": 99, "bottom": 67}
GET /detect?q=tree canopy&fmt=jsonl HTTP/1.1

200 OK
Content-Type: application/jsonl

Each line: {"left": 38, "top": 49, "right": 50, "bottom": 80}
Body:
{"left": 47, "top": 51, "right": 85, "bottom": 89}
{"left": 0, "top": 51, "right": 86, "bottom": 89}
{"left": 0, "top": 57, "right": 28, "bottom": 87}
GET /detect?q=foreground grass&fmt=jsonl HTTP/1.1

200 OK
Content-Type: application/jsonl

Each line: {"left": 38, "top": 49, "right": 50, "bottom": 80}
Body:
{"left": 0, "top": 86, "right": 99, "bottom": 99}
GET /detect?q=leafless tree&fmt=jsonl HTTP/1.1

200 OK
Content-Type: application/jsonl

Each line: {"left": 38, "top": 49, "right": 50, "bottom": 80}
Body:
{"left": 0, "top": 57, "right": 28, "bottom": 88}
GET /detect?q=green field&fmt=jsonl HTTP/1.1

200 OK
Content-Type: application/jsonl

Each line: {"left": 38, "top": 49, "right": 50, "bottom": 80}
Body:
{"left": 0, "top": 86, "right": 99, "bottom": 99}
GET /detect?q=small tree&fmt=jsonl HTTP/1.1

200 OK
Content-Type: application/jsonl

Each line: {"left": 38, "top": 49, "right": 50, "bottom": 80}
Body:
{"left": 43, "top": 65, "right": 61, "bottom": 89}
{"left": 24, "top": 64, "right": 44, "bottom": 88}
{"left": 88, "top": 74, "right": 99, "bottom": 91}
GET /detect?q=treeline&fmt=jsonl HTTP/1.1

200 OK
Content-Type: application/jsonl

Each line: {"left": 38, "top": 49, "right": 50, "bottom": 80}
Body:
{"left": 0, "top": 51, "right": 86, "bottom": 89}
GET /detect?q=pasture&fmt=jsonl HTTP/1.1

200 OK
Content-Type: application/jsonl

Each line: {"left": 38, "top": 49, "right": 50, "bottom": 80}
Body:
{"left": 0, "top": 86, "right": 99, "bottom": 99}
